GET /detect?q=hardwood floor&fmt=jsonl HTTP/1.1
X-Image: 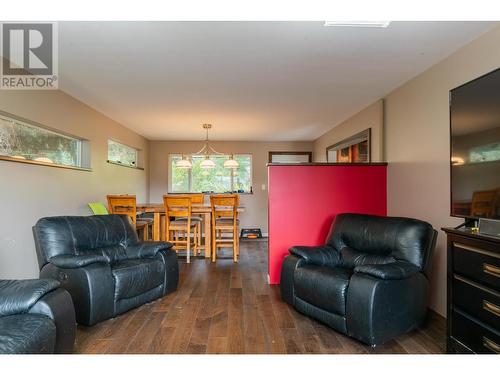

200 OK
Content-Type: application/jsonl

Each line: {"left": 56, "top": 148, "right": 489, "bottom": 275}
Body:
{"left": 75, "top": 240, "right": 446, "bottom": 354}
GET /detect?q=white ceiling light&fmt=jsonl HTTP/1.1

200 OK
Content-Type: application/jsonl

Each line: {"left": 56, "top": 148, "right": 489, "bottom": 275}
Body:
{"left": 324, "top": 21, "right": 391, "bottom": 28}
{"left": 176, "top": 156, "right": 192, "bottom": 169}
{"left": 175, "top": 123, "right": 239, "bottom": 170}
{"left": 223, "top": 154, "right": 239, "bottom": 169}
{"left": 200, "top": 155, "right": 216, "bottom": 169}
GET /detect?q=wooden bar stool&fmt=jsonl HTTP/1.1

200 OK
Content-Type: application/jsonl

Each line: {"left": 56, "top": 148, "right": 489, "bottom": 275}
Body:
{"left": 171, "top": 194, "right": 204, "bottom": 254}
{"left": 107, "top": 195, "right": 151, "bottom": 240}
{"left": 210, "top": 194, "right": 240, "bottom": 263}
{"left": 163, "top": 195, "right": 198, "bottom": 263}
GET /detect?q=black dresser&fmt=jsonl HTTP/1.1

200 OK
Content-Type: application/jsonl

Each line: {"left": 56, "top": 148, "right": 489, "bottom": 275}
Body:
{"left": 443, "top": 227, "right": 500, "bottom": 354}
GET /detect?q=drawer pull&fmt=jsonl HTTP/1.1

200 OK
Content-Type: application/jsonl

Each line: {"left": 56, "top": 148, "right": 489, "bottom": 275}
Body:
{"left": 483, "top": 337, "right": 500, "bottom": 354}
{"left": 483, "top": 300, "right": 500, "bottom": 318}
{"left": 484, "top": 263, "right": 500, "bottom": 278}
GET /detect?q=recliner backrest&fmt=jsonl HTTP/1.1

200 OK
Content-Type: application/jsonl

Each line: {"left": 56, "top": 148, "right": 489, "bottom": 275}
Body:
{"left": 33, "top": 215, "right": 139, "bottom": 269}
{"left": 326, "top": 213, "right": 436, "bottom": 272}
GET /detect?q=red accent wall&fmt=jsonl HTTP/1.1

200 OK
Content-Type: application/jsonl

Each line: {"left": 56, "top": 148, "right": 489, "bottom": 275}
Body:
{"left": 267, "top": 164, "right": 387, "bottom": 284}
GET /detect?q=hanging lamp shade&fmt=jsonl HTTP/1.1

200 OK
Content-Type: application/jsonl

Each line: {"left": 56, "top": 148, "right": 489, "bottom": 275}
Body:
{"left": 176, "top": 156, "right": 192, "bottom": 169}
{"left": 200, "top": 156, "right": 216, "bottom": 169}
{"left": 223, "top": 155, "right": 239, "bottom": 169}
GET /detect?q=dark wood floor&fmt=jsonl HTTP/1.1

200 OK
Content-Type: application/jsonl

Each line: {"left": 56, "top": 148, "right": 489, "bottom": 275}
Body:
{"left": 75, "top": 240, "right": 446, "bottom": 354}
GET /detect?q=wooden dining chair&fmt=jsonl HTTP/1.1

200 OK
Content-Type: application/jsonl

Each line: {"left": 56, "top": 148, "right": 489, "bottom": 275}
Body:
{"left": 210, "top": 194, "right": 240, "bottom": 263}
{"left": 471, "top": 190, "right": 498, "bottom": 218}
{"left": 106, "top": 195, "right": 151, "bottom": 240}
{"left": 171, "top": 194, "right": 204, "bottom": 254}
{"left": 163, "top": 195, "right": 198, "bottom": 263}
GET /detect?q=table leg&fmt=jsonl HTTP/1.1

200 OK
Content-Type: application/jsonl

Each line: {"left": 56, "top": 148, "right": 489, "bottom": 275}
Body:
{"left": 153, "top": 212, "right": 160, "bottom": 241}
{"left": 204, "top": 212, "right": 211, "bottom": 258}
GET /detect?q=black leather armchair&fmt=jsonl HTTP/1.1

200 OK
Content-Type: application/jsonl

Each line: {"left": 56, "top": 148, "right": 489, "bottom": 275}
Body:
{"left": 32, "top": 215, "right": 179, "bottom": 326}
{"left": 281, "top": 213, "right": 437, "bottom": 346}
{"left": 0, "top": 279, "right": 76, "bottom": 353}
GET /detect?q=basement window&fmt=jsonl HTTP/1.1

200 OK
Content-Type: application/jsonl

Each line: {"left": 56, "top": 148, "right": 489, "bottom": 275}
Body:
{"left": 107, "top": 139, "right": 141, "bottom": 169}
{"left": 0, "top": 111, "right": 90, "bottom": 170}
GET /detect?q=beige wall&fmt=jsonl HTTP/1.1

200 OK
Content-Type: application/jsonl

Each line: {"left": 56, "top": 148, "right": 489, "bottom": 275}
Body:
{"left": 312, "top": 26, "right": 500, "bottom": 316}
{"left": 149, "top": 141, "right": 314, "bottom": 234}
{"left": 313, "top": 100, "right": 384, "bottom": 162}
{"left": 385, "top": 26, "right": 500, "bottom": 316}
{"left": 0, "top": 90, "right": 149, "bottom": 279}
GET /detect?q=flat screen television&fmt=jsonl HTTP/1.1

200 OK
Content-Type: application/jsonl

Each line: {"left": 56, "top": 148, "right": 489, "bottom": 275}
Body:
{"left": 450, "top": 67, "right": 500, "bottom": 220}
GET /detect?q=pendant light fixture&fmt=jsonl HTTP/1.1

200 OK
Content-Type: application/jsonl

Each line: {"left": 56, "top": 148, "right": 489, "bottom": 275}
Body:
{"left": 175, "top": 124, "right": 239, "bottom": 170}
{"left": 223, "top": 154, "right": 239, "bottom": 169}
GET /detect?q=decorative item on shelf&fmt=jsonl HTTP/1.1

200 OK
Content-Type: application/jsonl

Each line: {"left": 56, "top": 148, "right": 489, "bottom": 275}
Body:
{"left": 175, "top": 123, "right": 239, "bottom": 170}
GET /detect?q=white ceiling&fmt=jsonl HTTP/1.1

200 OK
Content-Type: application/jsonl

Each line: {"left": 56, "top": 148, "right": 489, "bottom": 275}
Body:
{"left": 58, "top": 21, "right": 497, "bottom": 141}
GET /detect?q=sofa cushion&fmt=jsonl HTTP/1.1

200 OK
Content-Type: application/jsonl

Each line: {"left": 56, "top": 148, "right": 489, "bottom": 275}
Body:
{"left": 0, "top": 314, "right": 56, "bottom": 354}
{"left": 294, "top": 265, "right": 352, "bottom": 316}
{"left": 111, "top": 259, "right": 165, "bottom": 300}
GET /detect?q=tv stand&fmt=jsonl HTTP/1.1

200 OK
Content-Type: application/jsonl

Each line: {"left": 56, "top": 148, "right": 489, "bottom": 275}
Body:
{"left": 442, "top": 227, "right": 500, "bottom": 353}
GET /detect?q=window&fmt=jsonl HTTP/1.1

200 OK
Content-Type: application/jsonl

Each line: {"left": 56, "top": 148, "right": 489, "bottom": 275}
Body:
{"left": 269, "top": 151, "right": 312, "bottom": 163}
{"left": 469, "top": 143, "right": 500, "bottom": 163}
{"left": 108, "top": 140, "right": 139, "bottom": 168}
{"left": 326, "top": 128, "right": 371, "bottom": 163}
{"left": 0, "top": 111, "right": 88, "bottom": 169}
{"left": 169, "top": 154, "right": 252, "bottom": 193}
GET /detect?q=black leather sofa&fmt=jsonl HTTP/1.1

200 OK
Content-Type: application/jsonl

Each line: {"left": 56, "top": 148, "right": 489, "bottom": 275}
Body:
{"left": 281, "top": 213, "right": 437, "bottom": 346}
{"left": 32, "top": 215, "right": 179, "bottom": 326}
{"left": 0, "top": 279, "right": 76, "bottom": 354}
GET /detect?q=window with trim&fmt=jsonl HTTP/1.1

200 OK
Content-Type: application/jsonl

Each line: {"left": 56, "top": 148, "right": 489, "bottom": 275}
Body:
{"left": 108, "top": 140, "right": 139, "bottom": 168}
{"left": 0, "top": 111, "right": 89, "bottom": 169}
{"left": 169, "top": 154, "right": 252, "bottom": 193}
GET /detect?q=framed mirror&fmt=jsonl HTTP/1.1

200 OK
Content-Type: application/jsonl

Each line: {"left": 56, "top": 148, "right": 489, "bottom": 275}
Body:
{"left": 326, "top": 128, "right": 371, "bottom": 163}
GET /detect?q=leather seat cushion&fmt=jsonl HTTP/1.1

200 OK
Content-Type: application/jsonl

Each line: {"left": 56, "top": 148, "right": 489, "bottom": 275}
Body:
{"left": 294, "top": 265, "right": 352, "bottom": 316}
{"left": 0, "top": 314, "right": 56, "bottom": 354}
{"left": 112, "top": 259, "right": 165, "bottom": 300}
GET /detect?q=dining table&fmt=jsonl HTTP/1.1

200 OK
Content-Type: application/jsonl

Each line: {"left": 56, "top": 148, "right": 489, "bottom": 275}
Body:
{"left": 136, "top": 203, "right": 245, "bottom": 258}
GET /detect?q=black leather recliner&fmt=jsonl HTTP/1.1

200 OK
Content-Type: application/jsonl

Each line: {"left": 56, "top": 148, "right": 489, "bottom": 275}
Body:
{"left": 281, "top": 213, "right": 437, "bottom": 346}
{"left": 32, "top": 215, "right": 179, "bottom": 326}
{"left": 0, "top": 279, "right": 76, "bottom": 353}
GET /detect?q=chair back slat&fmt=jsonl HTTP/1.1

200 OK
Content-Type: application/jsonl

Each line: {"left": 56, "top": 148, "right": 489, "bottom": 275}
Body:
{"left": 107, "top": 195, "right": 137, "bottom": 224}
{"left": 189, "top": 193, "right": 205, "bottom": 204}
{"left": 210, "top": 194, "right": 239, "bottom": 219}
{"left": 163, "top": 196, "right": 192, "bottom": 219}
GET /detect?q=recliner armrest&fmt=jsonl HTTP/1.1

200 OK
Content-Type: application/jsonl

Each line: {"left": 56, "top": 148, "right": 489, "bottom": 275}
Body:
{"left": 0, "top": 279, "right": 60, "bottom": 317}
{"left": 49, "top": 254, "right": 108, "bottom": 268}
{"left": 354, "top": 261, "right": 421, "bottom": 280}
{"left": 289, "top": 245, "right": 340, "bottom": 268}
{"left": 127, "top": 242, "right": 174, "bottom": 259}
